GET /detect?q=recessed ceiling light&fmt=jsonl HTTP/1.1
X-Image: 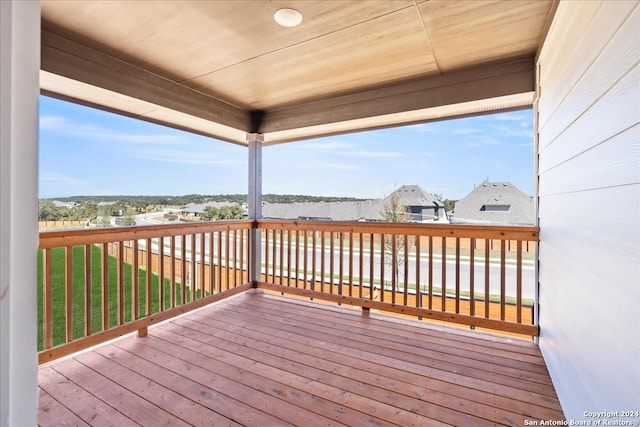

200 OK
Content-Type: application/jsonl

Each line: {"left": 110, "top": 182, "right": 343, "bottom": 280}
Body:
{"left": 274, "top": 8, "right": 302, "bottom": 27}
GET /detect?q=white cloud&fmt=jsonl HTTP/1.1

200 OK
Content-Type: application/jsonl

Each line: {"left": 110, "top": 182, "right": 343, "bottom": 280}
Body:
{"left": 40, "top": 115, "right": 179, "bottom": 144}
{"left": 39, "top": 173, "right": 91, "bottom": 198}
{"left": 280, "top": 139, "right": 403, "bottom": 159}
{"left": 129, "top": 147, "right": 244, "bottom": 165}
{"left": 410, "top": 124, "right": 439, "bottom": 133}
{"left": 452, "top": 128, "right": 482, "bottom": 135}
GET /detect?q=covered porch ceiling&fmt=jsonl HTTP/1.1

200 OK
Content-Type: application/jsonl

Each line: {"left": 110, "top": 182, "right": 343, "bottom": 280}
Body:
{"left": 40, "top": 0, "right": 557, "bottom": 145}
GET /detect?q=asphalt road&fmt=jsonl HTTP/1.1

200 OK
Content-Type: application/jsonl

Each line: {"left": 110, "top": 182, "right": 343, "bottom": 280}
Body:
{"left": 134, "top": 213, "right": 535, "bottom": 301}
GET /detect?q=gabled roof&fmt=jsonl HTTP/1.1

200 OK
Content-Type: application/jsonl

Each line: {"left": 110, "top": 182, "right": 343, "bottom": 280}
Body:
{"left": 452, "top": 180, "right": 534, "bottom": 225}
{"left": 385, "top": 185, "right": 444, "bottom": 208}
{"left": 263, "top": 185, "right": 443, "bottom": 221}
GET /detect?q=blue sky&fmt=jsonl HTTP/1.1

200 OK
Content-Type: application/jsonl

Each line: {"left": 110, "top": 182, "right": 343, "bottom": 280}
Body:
{"left": 39, "top": 95, "right": 534, "bottom": 200}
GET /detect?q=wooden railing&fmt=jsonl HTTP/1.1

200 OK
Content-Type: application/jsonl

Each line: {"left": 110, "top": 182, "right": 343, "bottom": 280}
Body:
{"left": 256, "top": 220, "right": 539, "bottom": 338}
{"left": 38, "top": 219, "right": 540, "bottom": 364}
{"left": 38, "top": 220, "right": 253, "bottom": 364}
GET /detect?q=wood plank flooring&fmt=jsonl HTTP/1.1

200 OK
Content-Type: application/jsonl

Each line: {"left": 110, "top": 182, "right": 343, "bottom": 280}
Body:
{"left": 38, "top": 292, "right": 565, "bottom": 426}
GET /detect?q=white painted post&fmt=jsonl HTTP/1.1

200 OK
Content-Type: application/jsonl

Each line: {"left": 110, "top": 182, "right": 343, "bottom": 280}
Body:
{"left": 0, "top": 1, "right": 40, "bottom": 425}
{"left": 247, "top": 133, "right": 263, "bottom": 288}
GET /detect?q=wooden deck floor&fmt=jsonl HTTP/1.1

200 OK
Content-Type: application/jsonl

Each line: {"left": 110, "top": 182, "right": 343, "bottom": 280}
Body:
{"left": 38, "top": 292, "right": 564, "bottom": 426}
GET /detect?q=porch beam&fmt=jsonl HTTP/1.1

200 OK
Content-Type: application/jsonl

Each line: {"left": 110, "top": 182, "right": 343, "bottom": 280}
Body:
{"left": 262, "top": 57, "right": 535, "bottom": 142}
{"left": 247, "top": 133, "right": 263, "bottom": 285}
{"left": 40, "top": 30, "right": 249, "bottom": 141}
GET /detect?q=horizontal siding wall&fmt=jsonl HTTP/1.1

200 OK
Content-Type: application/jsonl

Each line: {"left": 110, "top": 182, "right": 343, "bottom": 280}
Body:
{"left": 536, "top": 0, "right": 639, "bottom": 420}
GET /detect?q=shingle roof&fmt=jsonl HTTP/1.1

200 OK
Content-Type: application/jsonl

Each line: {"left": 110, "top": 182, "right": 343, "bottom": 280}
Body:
{"left": 262, "top": 185, "right": 444, "bottom": 222}
{"left": 452, "top": 180, "right": 534, "bottom": 225}
{"left": 385, "top": 185, "right": 444, "bottom": 208}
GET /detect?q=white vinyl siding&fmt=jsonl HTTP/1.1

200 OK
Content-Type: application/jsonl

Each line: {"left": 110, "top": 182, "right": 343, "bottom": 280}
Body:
{"left": 536, "top": 0, "right": 639, "bottom": 420}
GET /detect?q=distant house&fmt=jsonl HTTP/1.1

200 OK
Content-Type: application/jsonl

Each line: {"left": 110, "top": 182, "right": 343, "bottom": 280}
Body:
{"left": 52, "top": 200, "right": 78, "bottom": 209}
{"left": 452, "top": 180, "right": 534, "bottom": 225}
{"left": 385, "top": 185, "right": 446, "bottom": 223}
{"left": 181, "top": 201, "right": 238, "bottom": 217}
{"left": 262, "top": 185, "right": 447, "bottom": 223}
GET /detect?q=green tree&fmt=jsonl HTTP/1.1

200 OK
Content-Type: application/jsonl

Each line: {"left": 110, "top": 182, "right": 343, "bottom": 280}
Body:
{"left": 79, "top": 201, "right": 98, "bottom": 220}
{"left": 39, "top": 200, "right": 61, "bottom": 221}
{"left": 200, "top": 206, "right": 220, "bottom": 221}
{"left": 120, "top": 215, "right": 136, "bottom": 226}
{"left": 218, "top": 204, "right": 244, "bottom": 219}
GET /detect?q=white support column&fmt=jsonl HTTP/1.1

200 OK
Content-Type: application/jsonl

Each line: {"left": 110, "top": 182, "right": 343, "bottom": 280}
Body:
{"left": 0, "top": 1, "right": 41, "bottom": 425}
{"left": 247, "top": 133, "right": 263, "bottom": 287}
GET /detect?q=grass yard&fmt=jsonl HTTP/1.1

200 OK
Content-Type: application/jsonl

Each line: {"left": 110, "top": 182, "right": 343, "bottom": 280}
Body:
{"left": 37, "top": 245, "right": 198, "bottom": 351}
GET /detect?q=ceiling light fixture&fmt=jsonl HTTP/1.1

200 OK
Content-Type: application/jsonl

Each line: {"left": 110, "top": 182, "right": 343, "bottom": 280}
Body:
{"left": 274, "top": 8, "right": 302, "bottom": 27}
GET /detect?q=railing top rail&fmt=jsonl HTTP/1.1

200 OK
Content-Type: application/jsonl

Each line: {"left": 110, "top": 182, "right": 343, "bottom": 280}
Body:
{"left": 256, "top": 219, "right": 539, "bottom": 241}
{"left": 39, "top": 219, "right": 254, "bottom": 249}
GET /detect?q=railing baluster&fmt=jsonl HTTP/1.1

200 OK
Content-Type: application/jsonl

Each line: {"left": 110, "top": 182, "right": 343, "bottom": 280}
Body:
{"left": 181, "top": 235, "right": 186, "bottom": 305}
{"left": 239, "top": 229, "right": 245, "bottom": 284}
{"left": 428, "top": 236, "right": 433, "bottom": 310}
{"left": 170, "top": 235, "right": 176, "bottom": 308}
{"left": 295, "top": 230, "right": 300, "bottom": 288}
{"left": 484, "top": 238, "right": 490, "bottom": 318}
{"left": 200, "top": 232, "right": 206, "bottom": 296}
{"left": 272, "top": 229, "right": 278, "bottom": 284}
{"left": 132, "top": 239, "right": 139, "bottom": 320}
{"left": 391, "top": 234, "right": 396, "bottom": 305}
{"left": 330, "top": 232, "right": 335, "bottom": 296}
{"left": 65, "top": 246, "right": 73, "bottom": 342}
{"left": 117, "top": 242, "right": 124, "bottom": 324}
{"left": 303, "top": 230, "right": 308, "bottom": 290}
{"left": 43, "top": 248, "right": 53, "bottom": 350}
{"left": 368, "top": 233, "right": 374, "bottom": 300}
{"left": 191, "top": 233, "right": 196, "bottom": 301}
{"left": 217, "top": 231, "right": 223, "bottom": 293}
{"left": 320, "top": 231, "right": 325, "bottom": 293}
{"left": 441, "top": 237, "right": 446, "bottom": 312}
{"left": 455, "top": 238, "right": 460, "bottom": 314}
{"left": 311, "top": 231, "right": 316, "bottom": 293}
{"left": 517, "top": 240, "right": 523, "bottom": 324}
{"left": 101, "top": 242, "right": 109, "bottom": 330}
{"left": 379, "top": 233, "right": 384, "bottom": 303}
{"left": 470, "top": 238, "right": 475, "bottom": 318}
{"left": 209, "top": 231, "right": 215, "bottom": 293}
{"left": 84, "top": 244, "right": 92, "bottom": 336}
{"left": 403, "top": 235, "right": 408, "bottom": 306}
{"left": 356, "top": 233, "right": 362, "bottom": 299}
{"left": 349, "top": 232, "right": 354, "bottom": 298}
{"left": 146, "top": 238, "right": 152, "bottom": 315}
{"left": 225, "top": 229, "right": 230, "bottom": 291}
{"left": 415, "top": 235, "right": 420, "bottom": 310}
{"left": 277, "top": 229, "right": 282, "bottom": 287}
{"left": 338, "top": 232, "right": 344, "bottom": 299}
{"left": 500, "top": 239, "right": 506, "bottom": 321}
{"left": 158, "top": 237, "right": 164, "bottom": 311}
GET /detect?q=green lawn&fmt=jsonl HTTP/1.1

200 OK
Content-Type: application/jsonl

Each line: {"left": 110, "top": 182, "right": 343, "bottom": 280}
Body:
{"left": 37, "top": 245, "right": 198, "bottom": 351}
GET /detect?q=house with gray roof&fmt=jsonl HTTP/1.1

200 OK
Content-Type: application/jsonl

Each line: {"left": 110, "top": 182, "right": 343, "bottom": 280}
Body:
{"left": 262, "top": 185, "right": 447, "bottom": 223}
{"left": 385, "top": 185, "right": 446, "bottom": 222}
{"left": 452, "top": 180, "right": 534, "bottom": 225}
{"left": 181, "top": 201, "right": 239, "bottom": 217}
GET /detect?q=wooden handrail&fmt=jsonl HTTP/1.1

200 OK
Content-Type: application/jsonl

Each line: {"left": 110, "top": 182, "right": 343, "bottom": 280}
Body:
{"left": 39, "top": 220, "right": 253, "bottom": 249}
{"left": 256, "top": 219, "right": 539, "bottom": 241}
